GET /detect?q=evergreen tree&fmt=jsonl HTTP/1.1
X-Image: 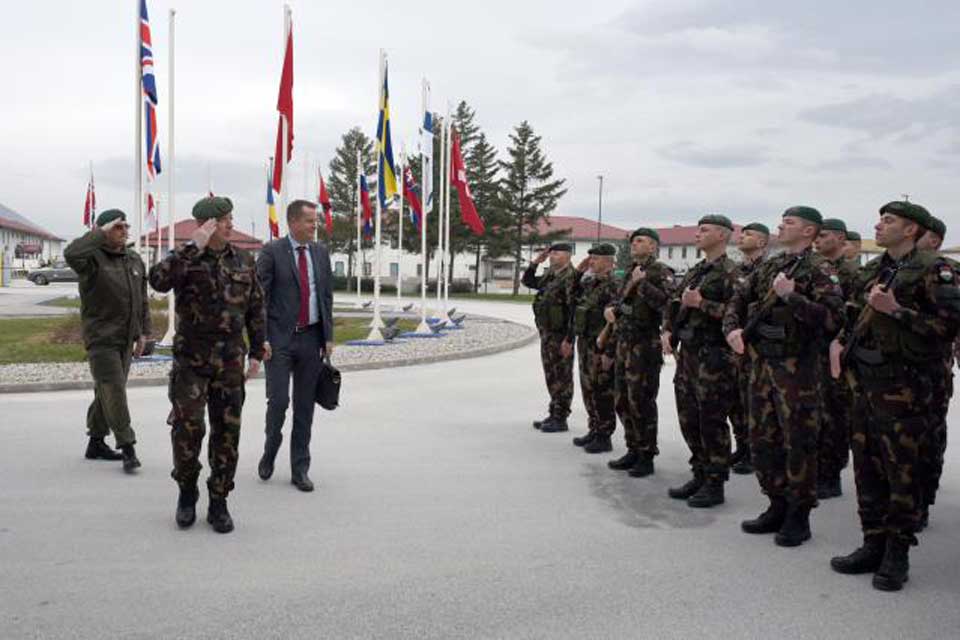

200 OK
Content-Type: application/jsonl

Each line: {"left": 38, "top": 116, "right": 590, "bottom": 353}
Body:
{"left": 326, "top": 127, "right": 375, "bottom": 281}
{"left": 499, "top": 121, "right": 568, "bottom": 295}
{"left": 466, "top": 132, "right": 508, "bottom": 290}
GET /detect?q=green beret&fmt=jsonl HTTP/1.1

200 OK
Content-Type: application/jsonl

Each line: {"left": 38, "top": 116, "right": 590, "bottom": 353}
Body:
{"left": 924, "top": 215, "right": 946, "bottom": 239}
{"left": 845, "top": 231, "right": 861, "bottom": 242}
{"left": 192, "top": 196, "right": 233, "bottom": 221}
{"left": 588, "top": 243, "right": 617, "bottom": 256}
{"left": 95, "top": 209, "right": 127, "bottom": 228}
{"left": 630, "top": 227, "right": 660, "bottom": 244}
{"left": 742, "top": 222, "right": 770, "bottom": 236}
{"left": 548, "top": 242, "right": 573, "bottom": 253}
{"left": 783, "top": 206, "right": 823, "bottom": 225}
{"left": 698, "top": 214, "right": 733, "bottom": 231}
{"left": 821, "top": 218, "right": 848, "bottom": 234}
{"left": 879, "top": 201, "right": 931, "bottom": 229}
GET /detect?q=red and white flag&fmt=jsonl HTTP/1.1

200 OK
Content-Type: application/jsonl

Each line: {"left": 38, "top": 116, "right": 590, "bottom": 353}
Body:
{"left": 450, "top": 127, "right": 484, "bottom": 236}
{"left": 318, "top": 171, "right": 333, "bottom": 236}
{"left": 272, "top": 17, "right": 294, "bottom": 193}
{"left": 83, "top": 171, "right": 96, "bottom": 228}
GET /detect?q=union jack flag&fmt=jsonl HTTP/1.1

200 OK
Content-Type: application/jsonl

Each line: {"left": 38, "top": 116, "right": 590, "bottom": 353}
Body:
{"left": 140, "top": 0, "right": 161, "bottom": 179}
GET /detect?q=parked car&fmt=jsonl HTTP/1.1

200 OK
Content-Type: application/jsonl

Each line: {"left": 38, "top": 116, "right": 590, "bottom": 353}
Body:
{"left": 27, "top": 262, "right": 78, "bottom": 285}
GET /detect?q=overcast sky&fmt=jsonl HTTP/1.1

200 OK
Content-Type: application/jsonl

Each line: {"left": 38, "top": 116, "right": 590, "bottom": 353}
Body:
{"left": 1, "top": 0, "right": 958, "bottom": 245}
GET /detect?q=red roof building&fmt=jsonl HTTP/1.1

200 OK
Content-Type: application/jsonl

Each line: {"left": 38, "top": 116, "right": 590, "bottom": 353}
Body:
{"left": 140, "top": 219, "right": 264, "bottom": 252}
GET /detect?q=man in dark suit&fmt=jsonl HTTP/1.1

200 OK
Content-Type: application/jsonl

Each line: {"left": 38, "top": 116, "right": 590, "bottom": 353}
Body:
{"left": 256, "top": 199, "right": 335, "bottom": 492}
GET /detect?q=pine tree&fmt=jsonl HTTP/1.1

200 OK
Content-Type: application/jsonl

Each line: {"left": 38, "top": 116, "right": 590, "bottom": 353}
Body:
{"left": 326, "top": 127, "right": 375, "bottom": 282}
{"left": 466, "top": 132, "right": 507, "bottom": 290}
{"left": 499, "top": 121, "right": 568, "bottom": 295}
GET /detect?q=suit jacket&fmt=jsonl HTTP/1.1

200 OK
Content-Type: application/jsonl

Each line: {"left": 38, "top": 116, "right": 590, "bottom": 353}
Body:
{"left": 256, "top": 237, "right": 334, "bottom": 351}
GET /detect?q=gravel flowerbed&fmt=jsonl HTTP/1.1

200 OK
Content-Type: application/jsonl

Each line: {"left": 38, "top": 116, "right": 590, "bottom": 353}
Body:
{"left": 0, "top": 315, "right": 536, "bottom": 392}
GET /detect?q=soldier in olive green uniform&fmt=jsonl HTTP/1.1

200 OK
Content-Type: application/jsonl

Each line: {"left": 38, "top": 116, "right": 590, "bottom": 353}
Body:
{"left": 64, "top": 209, "right": 151, "bottom": 473}
{"left": 725, "top": 206, "right": 844, "bottom": 548}
{"left": 149, "top": 197, "right": 267, "bottom": 534}
{"left": 605, "top": 228, "right": 673, "bottom": 477}
{"left": 829, "top": 202, "right": 960, "bottom": 591}
{"left": 728, "top": 222, "right": 770, "bottom": 476}
{"left": 813, "top": 218, "right": 860, "bottom": 499}
{"left": 567, "top": 243, "right": 621, "bottom": 453}
{"left": 662, "top": 215, "right": 739, "bottom": 507}
{"left": 844, "top": 231, "right": 863, "bottom": 264}
{"left": 523, "top": 243, "right": 578, "bottom": 433}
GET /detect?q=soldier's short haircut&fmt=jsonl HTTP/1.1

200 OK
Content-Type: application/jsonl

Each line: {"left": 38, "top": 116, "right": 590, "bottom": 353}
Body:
{"left": 287, "top": 199, "right": 318, "bottom": 222}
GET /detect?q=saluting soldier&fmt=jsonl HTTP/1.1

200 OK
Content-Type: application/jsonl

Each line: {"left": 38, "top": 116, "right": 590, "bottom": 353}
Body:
{"left": 828, "top": 202, "right": 960, "bottom": 591}
{"left": 662, "top": 215, "right": 739, "bottom": 507}
{"left": 727, "top": 222, "right": 770, "bottom": 476}
{"left": 724, "top": 206, "right": 844, "bottom": 547}
{"left": 566, "top": 243, "right": 621, "bottom": 453}
{"left": 149, "top": 197, "right": 267, "bottom": 534}
{"left": 605, "top": 228, "right": 673, "bottom": 477}
{"left": 523, "top": 243, "right": 578, "bottom": 433}
{"left": 64, "top": 209, "right": 151, "bottom": 473}
{"left": 813, "top": 218, "right": 860, "bottom": 499}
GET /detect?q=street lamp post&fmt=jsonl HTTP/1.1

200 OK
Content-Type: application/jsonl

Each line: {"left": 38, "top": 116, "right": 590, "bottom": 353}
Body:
{"left": 596, "top": 175, "right": 604, "bottom": 243}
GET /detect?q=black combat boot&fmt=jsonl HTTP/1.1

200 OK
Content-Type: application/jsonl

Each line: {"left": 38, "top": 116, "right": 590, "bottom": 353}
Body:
{"left": 872, "top": 536, "right": 912, "bottom": 591}
{"left": 774, "top": 504, "right": 812, "bottom": 547}
{"left": 532, "top": 417, "right": 550, "bottom": 430}
{"left": 572, "top": 432, "right": 596, "bottom": 447}
{"left": 584, "top": 433, "right": 613, "bottom": 454}
{"left": 175, "top": 486, "right": 199, "bottom": 529}
{"left": 627, "top": 454, "right": 655, "bottom": 477}
{"left": 207, "top": 497, "right": 234, "bottom": 534}
{"left": 687, "top": 477, "right": 725, "bottom": 508}
{"left": 830, "top": 534, "right": 886, "bottom": 574}
{"left": 917, "top": 507, "right": 929, "bottom": 531}
{"left": 731, "top": 446, "right": 753, "bottom": 475}
{"left": 668, "top": 470, "right": 704, "bottom": 500}
{"left": 741, "top": 496, "right": 787, "bottom": 534}
{"left": 540, "top": 417, "right": 569, "bottom": 433}
{"left": 120, "top": 444, "right": 141, "bottom": 474}
{"left": 85, "top": 437, "right": 122, "bottom": 461}
{"left": 607, "top": 451, "right": 637, "bottom": 471}
{"left": 817, "top": 474, "right": 842, "bottom": 499}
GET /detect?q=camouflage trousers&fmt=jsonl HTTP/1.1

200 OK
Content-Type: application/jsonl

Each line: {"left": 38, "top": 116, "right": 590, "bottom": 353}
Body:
{"left": 576, "top": 335, "right": 616, "bottom": 435}
{"left": 727, "top": 354, "right": 751, "bottom": 450}
{"left": 817, "top": 359, "right": 851, "bottom": 480}
{"left": 167, "top": 350, "right": 246, "bottom": 499}
{"left": 748, "top": 350, "right": 821, "bottom": 508}
{"left": 85, "top": 343, "right": 137, "bottom": 447}
{"left": 675, "top": 342, "right": 736, "bottom": 479}
{"left": 539, "top": 330, "right": 574, "bottom": 419}
{"left": 849, "top": 364, "right": 934, "bottom": 540}
{"left": 614, "top": 334, "right": 662, "bottom": 456}
{"left": 916, "top": 366, "right": 953, "bottom": 509}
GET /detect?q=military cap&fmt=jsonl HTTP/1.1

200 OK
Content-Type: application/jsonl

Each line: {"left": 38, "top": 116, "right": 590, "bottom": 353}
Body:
{"left": 742, "top": 222, "right": 770, "bottom": 236}
{"left": 192, "top": 196, "right": 233, "bottom": 221}
{"left": 923, "top": 215, "right": 946, "bottom": 239}
{"left": 821, "top": 218, "right": 848, "bottom": 234}
{"left": 95, "top": 209, "right": 127, "bottom": 228}
{"left": 548, "top": 242, "right": 573, "bottom": 253}
{"left": 629, "top": 227, "right": 660, "bottom": 244}
{"left": 878, "top": 201, "right": 931, "bottom": 228}
{"left": 845, "top": 231, "right": 862, "bottom": 242}
{"left": 588, "top": 243, "right": 617, "bottom": 256}
{"left": 698, "top": 214, "right": 734, "bottom": 230}
{"left": 782, "top": 206, "right": 823, "bottom": 225}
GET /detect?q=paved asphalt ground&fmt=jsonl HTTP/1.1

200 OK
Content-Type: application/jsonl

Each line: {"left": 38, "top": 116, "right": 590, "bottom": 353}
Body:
{"left": 1, "top": 298, "right": 958, "bottom": 639}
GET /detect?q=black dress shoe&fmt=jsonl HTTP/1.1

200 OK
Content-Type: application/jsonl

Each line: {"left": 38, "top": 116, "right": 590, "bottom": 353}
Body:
{"left": 258, "top": 454, "right": 275, "bottom": 481}
{"left": 207, "top": 498, "right": 234, "bottom": 534}
{"left": 176, "top": 486, "right": 198, "bottom": 528}
{"left": 292, "top": 474, "right": 315, "bottom": 492}
{"left": 120, "top": 444, "right": 141, "bottom": 474}
{"left": 85, "top": 437, "right": 122, "bottom": 461}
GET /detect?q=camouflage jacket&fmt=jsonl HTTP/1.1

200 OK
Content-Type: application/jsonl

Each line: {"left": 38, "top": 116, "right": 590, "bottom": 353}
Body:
{"left": 523, "top": 262, "right": 578, "bottom": 334}
{"left": 724, "top": 247, "right": 844, "bottom": 355}
{"left": 568, "top": 270, "right": 621, "bottom": 344}
{"left": 826, "top": 255, "right": 860, "bottom": 300}
{"left": 839, "top": 248, "right": 960, "bottom": 366}
{"left": 664, "top": 254, "right": 737, "bottom": 346}
{"left": 609, "top": 255, "right": 673, "bottom": 341}
{"left": 733, "top": 255, "right": 764, "bottom": 293}
{"left": 149, "top": 242, "right": 266, "bottom": 362}
{"left": 64, "top": 229, "right": 151, "bottom": 350}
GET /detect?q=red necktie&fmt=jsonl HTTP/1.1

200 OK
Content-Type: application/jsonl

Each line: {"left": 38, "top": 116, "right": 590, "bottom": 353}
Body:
{"left": 297, "top": 246, "right": 310, "bottom": 327}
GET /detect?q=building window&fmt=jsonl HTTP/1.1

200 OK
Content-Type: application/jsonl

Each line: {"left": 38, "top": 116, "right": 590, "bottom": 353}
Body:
{"left": 668, "top": 247, "right": 674, "bottom": 259}
{"left": 334, "top": 261, "right": 345, "bottom": 276}
{"left": 416, "top": 264, "right": 423, "bottom": 276}
{"left": 390, "top": 262, "right": 399, "bottom": 278}
{"left": 363, "top": 262, "right": 372, "bottom": 276}
{"left": 681, "top": 247, "right": 688, "bottom": 259}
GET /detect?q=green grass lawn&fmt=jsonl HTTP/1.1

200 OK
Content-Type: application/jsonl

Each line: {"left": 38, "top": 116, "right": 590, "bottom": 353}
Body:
{"left": 41, "top": 296, "right": 169, "bottom": 311}
{"left": 450, "top": 292, "right": 535, "bottom": 304}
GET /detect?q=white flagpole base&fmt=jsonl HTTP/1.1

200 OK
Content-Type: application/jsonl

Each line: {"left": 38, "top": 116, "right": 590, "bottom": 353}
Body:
{"left": 157, "top": 293, "right": 176, "bottom": 347}
{"left": 415, "top": 320, "right": 432, "bottom": 334}
{"left": 368, "top": 312, "right": 385, "bottom": 329}
{"left": 365, "top": 326, "right": 384, "bottom": 342}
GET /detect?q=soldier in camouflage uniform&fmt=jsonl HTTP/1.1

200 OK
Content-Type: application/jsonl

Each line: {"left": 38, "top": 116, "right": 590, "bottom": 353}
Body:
{"left": 813, "top": 218, "right": 860, "bottom": 499}
{"left": 523, "top": 243, "right": 578, "bottom": 433}
{"left": 913, "top": 215, "right": 958, "bottom": 529}
{"left": 662, "top": 215, "right": 739, "bottom": 507}
{"left": 605, "top": 228, "right": 673, "bottom": 477}
{"left": 727, "top": 222, "right": 770, "bottom": 476}
{"left": 64, "top": 209, "right": 151, "bottom": 473}
{"left": 724, "top": 206, "right": 844, "bottom": 548}
{"left": 567, "top": 244, "right": 621, "bottom": 453}
{"left": 829, "top": 202, "right": 960, "bottom": 591}
{"left": 844, "top": 230, "right": 863, "bottom": 264}
{"left": 149, "top": 197, "right": 267, "bottom": 534}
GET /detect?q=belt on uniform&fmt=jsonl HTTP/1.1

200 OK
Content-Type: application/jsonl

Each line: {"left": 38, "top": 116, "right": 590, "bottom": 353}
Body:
{"left": 294, "top": 323, "right": 320, "bottom": 334}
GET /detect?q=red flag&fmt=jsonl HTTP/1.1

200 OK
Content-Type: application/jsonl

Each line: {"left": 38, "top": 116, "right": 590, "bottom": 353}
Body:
{"left": 450, "top": 128, "right": 485, "bottom": 235}
{"left": 402, "top": 165, "right": 423, "bottom": 232}
{"left": 83, "top": 177, "right": 96, "bottom": 228}
{"left": 272, "top": 24, "right": 294, "bottom": 193}
{"left": 318, "top": 171, "right": 333, "bottom": 236}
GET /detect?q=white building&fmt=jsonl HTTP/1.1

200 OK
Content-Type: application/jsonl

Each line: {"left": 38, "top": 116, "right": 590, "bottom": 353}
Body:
{"left": 0, "top": 202, "right": 65, "bottom": 268}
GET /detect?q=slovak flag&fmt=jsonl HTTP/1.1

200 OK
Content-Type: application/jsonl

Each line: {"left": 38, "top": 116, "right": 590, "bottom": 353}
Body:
{"left": 140, "top": 0, "right": 161, "bottom": 180}
{"left": 402, "top": 165, "right": 423, "bottom": 232}
{"left": 360, "top": 174, "right": 373, "bottom": 238}
{"left": 318, "top": 171, "right": 333, "bottom": 236}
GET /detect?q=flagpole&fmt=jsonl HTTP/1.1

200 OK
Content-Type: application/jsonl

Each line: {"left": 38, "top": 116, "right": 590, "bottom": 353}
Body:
{"left": 367, "top": 49, "right": 386, "bottom": 339}
{"left": 355, "top": 148, "right": 363, "bottom": 305}
{"left": 279, "top": 5, "right": 292, "bottom": 234}
{"left": 159, "top": 6, "right": 176, "bottom": 347}
{"left": 434, "top": 114, "right": 445, "bottom": 318}
{"left": 416, "top": 80, "right": 430, "bottom": 333}
{"left": 396, "top": 151, "right": 404, "bottom": 309}
{"left": 443, "top": 106, "right": 453, "bottom": 313}
{"left": 134, "top": 0, "right": 143, "bottom": 255}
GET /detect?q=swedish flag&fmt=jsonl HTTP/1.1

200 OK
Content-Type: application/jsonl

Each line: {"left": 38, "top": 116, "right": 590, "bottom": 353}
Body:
{"left": 376, "top": 53, "right": 399, "bottom": 210}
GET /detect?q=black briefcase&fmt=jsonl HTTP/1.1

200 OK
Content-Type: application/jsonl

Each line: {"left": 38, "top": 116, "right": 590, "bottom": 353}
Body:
{"left": 315, "top": 357, "right": 341, "bottom": 410}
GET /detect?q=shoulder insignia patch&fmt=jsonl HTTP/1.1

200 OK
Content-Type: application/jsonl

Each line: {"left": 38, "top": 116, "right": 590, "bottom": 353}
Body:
{"left": 939, "top": 268, "right": 955, "bottom": 283}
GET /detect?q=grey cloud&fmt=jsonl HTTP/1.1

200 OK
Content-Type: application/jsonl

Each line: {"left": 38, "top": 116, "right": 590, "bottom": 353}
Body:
{"left": 812, "top": 156, "right": 894, "bottom": 172}
{"left": 799, "top": 86, "right": 960, "bottom": 138}
{"left": 658, "top": 141, "right": 769, "bottom": 168}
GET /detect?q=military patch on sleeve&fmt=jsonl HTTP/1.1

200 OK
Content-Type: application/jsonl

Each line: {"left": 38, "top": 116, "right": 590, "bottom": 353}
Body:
{"left": 829, "top": 274, "right": 840, "bottom": 284}
{"left": 939, "top": 268, "right": 955, "bottom": 283}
